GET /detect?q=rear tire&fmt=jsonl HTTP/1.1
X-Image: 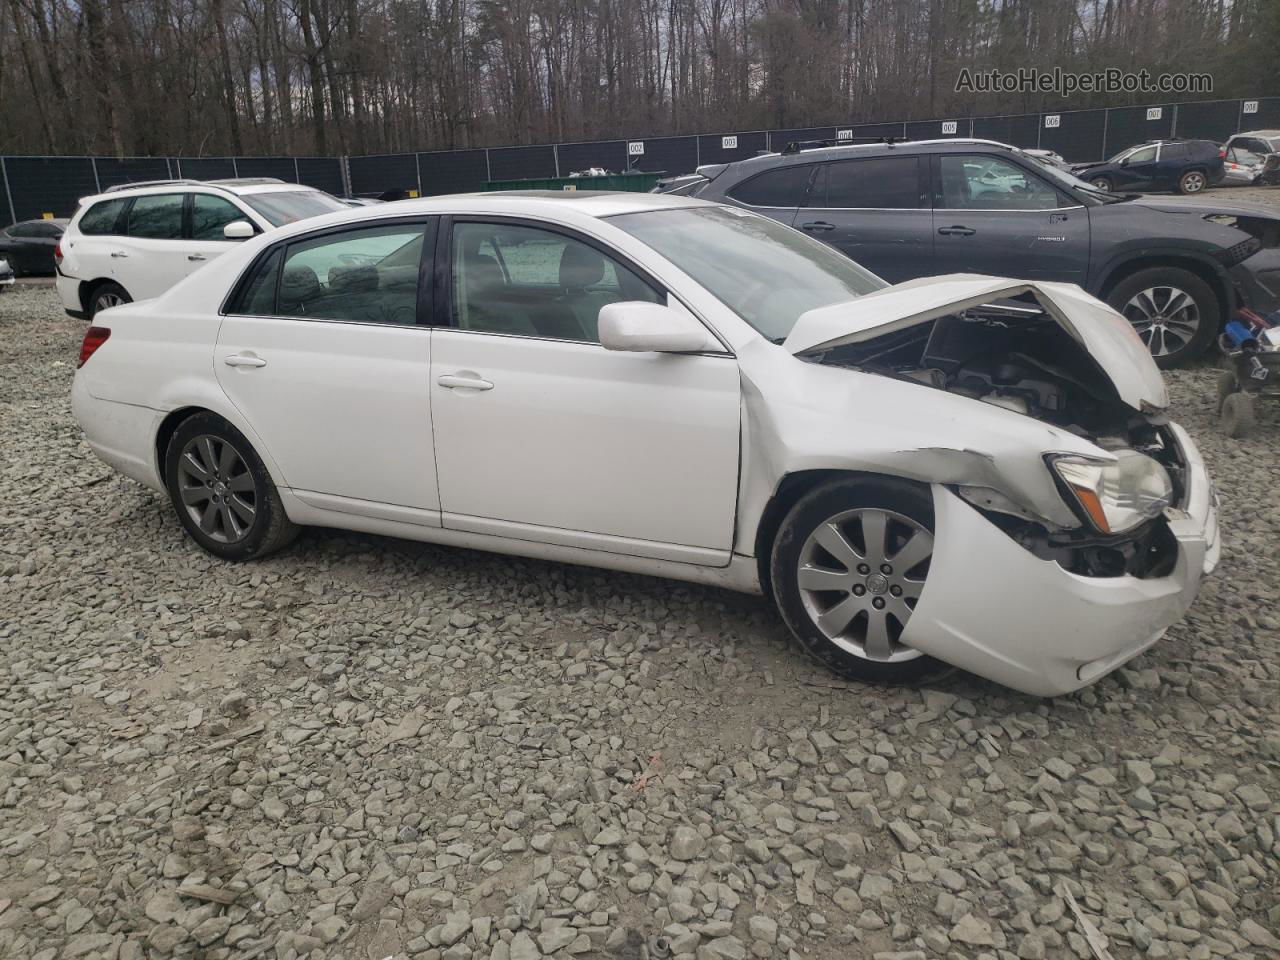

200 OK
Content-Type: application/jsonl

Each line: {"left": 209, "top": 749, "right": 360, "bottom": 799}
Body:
{"left": 1178, "top": 169, "right": 1207, "bottom": 194}
{"left": 87, "top": 281, "right": 131, "bottom": 319}
{"left": 164, "top": 412, "right": 299, "bottom": 561}
{"left": 771, "top": 477, "right": 944, "bottom": 686}
{"left": 1106, "top": 267, "right": 1220, "bottom": 368}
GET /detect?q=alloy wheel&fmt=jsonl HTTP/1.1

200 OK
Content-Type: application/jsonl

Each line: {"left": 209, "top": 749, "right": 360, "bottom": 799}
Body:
{"left": 1092, "top": 178, "right": 1111, "bottom": 190}
{"left": 1122, "top": 285, "right": 1201, "bottom": 358}
{"left": 95, "top": 291, "right": 125, "bottom": 311}
{"left": 1182, "top": 172, "right": 1206, "bottom": 193}
{"left": 796, "top": 508, "right": 932, "bottom": 662}
{"left": 175, "top": 434, "right": 257, "bottom": 544}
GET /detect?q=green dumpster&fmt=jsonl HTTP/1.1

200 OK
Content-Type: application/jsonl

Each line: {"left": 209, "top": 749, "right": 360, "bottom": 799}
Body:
{"left": 483, "top": 172, "right": 662, "bottom": 193}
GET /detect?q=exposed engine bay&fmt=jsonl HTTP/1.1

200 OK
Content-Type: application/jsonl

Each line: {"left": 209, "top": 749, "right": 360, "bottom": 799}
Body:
{"left": 811, "top": 299, "right": 1186, "bottom": 578}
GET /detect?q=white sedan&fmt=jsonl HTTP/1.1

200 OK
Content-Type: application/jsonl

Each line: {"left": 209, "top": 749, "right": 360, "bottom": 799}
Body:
{"left": 72, "top": 192, "right": 1219, "bottom": 696}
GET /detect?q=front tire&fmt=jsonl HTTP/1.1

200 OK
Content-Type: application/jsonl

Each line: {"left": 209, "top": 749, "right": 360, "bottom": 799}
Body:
{"left": 164, "top": 412, "right": 298, "bottom": 560}
{"left": 1091, "top": 177, "right": 1113, "bottom": 192}
{"left": 87, "top": 281, "right": 131, "bottom": 319}
{"left": 1106, "top": 267, "right": 1220, "bottom": 368}
{"left": 771, "top": 477, "right": 943, "bottom": 685}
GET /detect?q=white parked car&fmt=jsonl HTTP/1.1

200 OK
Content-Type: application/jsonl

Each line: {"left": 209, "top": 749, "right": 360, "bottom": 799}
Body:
{"left": 71, "top": 193, "right": 1219, "bottom": 696}
{"left": 55, "top": 178, "right": 349, "bottom": 319}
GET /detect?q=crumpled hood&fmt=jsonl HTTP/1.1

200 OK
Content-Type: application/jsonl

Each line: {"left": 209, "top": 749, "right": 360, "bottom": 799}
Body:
{"left": 782, "top": 273, "right": 1169, "bottom": 412}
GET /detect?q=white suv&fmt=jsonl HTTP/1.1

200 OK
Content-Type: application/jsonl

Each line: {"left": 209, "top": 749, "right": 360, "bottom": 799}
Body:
{"left": 56, "top": 178, "right": 348, "bottom": 319}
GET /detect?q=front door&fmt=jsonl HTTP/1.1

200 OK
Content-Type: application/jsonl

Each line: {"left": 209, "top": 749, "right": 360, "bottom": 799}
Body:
{"left": 931, "top": 154, "right": 1091, "bottom": 286}
{"left": 214, "top": 219, "right": 440, "bottom": 516}
{"left": 1113, "top": 144, "right": 1160, "bottom": 191}
{"left": 429, "top": 219, "right": 741, "bottom": 564}
{"left": 793, "top": 155, "right": 932, "bottom": 282}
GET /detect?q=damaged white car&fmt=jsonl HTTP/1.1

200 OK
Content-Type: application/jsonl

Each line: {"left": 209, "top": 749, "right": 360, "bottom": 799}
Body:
{"left": 71, "top": 194, "right": 1219, "bottom": 696}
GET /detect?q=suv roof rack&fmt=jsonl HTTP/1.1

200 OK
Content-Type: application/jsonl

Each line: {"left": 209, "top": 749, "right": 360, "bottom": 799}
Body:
{"left": 102, "top": 178, "right": 202, "bottom": 193}
{"left": 781, "top": 137, "right": 905, "bottom": 155}
{"left": 205, "top": 177, "right": 287, "bottom": 186}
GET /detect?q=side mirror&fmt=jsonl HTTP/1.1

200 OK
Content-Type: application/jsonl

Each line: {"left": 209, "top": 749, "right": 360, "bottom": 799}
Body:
{"left": 1119, "top": 158, "right": 1130, "bottom": 167}
{"left": 598, "top": 302, "right": 719, "bottom": 354}
{"left": 223, "top": 220, "right": 255, "bottom": 240}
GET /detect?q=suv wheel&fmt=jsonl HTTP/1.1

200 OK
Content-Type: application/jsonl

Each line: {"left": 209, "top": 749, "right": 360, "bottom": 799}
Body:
{"left": 1106, "top": 267, "right": 1219, "bottom": 367}
{"left": 1091, "top": 177, "right": 1112, "bottom": 192}
{"left": 1178, "top": 170, "right": 1207, "bottom": 194}
{"left": 771, "top": 477, "right": 945, "bottom": 686}
{"left": 87, "top": 282, "right": 131, "bottom": 319}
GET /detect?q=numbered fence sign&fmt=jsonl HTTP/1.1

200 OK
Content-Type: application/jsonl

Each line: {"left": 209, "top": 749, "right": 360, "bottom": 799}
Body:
{"left": 1146, "top": 107, "right": 1163, "bottom": 120}
{"left": 941, "top": 121, "right": 957, "bottom": 135}
{"left": 721, "top": 136, "right": 738, "bottom": 150}
{"left": 1044, "top": 115, "right": 1061, "bottom": 129}
{"left": 628, "top": 142, "right": 645, "bottom": 156}
{"left": 1244, "top": 101, "right": 1259, "bottom": 114}
{"left": 837, "top": 129, "right": 853, "bottom": 140}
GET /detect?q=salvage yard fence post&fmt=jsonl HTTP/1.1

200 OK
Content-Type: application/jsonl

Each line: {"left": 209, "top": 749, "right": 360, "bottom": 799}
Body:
{"left": 2, "top": 96, "right": 1277, "bottom": 223}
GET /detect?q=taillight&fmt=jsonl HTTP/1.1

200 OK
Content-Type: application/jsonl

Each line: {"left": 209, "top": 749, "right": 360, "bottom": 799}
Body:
{"left": 78, "top": 327, "right": 110, "bottom": 367}
{"left": 1219, "top": 148, "right": 1226, "bottom": 158}
{"left": 54, "top": 242, "right": 63, "bottom": 267}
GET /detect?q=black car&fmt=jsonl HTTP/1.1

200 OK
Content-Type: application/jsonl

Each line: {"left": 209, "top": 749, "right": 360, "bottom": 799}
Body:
{"left": 0, "top": 218, "right": 68, "bottom": 276}
{"left": 668, "top": 138, "right": 1279, "bottom": 366}
{"left": 1071, "top": 139, "right": 1224, "bottom": 195}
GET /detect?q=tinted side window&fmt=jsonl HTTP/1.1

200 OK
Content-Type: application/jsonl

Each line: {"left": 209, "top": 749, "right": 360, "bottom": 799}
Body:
{"left": 938, "top": 156, "right": 1062, "bottom": 210}
{"left": 451, "top": 222, "right": 662, "bottom": 342}
{"left": 1162, "top": 143, "right": 1188, "bottom": 160}
{"left": 728, "top": 166, "right": 815, "bottom": 207}
{"left": 127, "top": 194, "right": 185, "bottom": 239}
{"left": 78, "top": 199, "right": 127, "bottom": 236}
{"left": 192, "top": 195, "right": 250, "bottom": 241}
{"left": 227, "top": 248, "right": 284, "bottom": 315}
{"left": 278, "top": 223, "right": 425, "bottom": 325}
{"left": 821, "top": 157, "right": 920, "bottom": 208}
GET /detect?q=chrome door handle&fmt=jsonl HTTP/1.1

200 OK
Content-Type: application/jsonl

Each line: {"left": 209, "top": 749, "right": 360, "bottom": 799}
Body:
{"left": 438, "top": 374, "right": 493, "bottom": 391}
{"left": 224, "top": 354, "right": 267, "bottom": 368}
{"left": 188, "top": 254, "right": 207, "bottom": 262}
{"left": 110, "top": 251, "right": 129, "bottom": 258}
{"left": 800, "top": 221, "right": 835, "bottom": 232}
{"left": 937, "top": 225, "right": 976, "bottom": 237}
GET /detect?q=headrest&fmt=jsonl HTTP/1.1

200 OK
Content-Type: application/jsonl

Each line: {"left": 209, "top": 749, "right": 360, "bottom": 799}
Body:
{"left": 328, "top": 264, "right": 378, "bottom": 293}
{"left": 280, "top": 265, "right": 320, "bottom": 304}
{"left": 559, "top": 243, "right": 605, "bottom": 289}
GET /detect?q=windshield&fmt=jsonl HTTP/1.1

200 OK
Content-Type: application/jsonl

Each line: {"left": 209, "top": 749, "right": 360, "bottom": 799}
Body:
{"left": 1033, "top": 158, "right": 1120, "bottom": 200}
{"left": 242, "top": 190, "right": 348, "bottom": 226}
{"left": 610, "top": 205, "right": 884, "bottom": 341}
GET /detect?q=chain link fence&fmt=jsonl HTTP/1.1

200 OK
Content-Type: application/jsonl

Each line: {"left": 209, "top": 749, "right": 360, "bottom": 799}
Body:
{"left": 3, "top": 96, "right": 1276, "bottom": 223}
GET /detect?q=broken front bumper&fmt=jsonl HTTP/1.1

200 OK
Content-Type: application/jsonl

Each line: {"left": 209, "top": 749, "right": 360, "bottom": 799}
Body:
{"left": 903, "top": 423, "right": 1218, "bottom": 697}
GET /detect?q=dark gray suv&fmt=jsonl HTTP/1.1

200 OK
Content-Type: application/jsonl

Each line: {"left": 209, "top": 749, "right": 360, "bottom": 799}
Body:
{"left": 671, "top": 139, "right": 1280, "bottom": 367}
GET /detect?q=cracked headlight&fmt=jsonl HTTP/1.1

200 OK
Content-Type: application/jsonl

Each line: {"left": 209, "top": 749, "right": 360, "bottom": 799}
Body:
{"left": 1051, "top": 450, "right": 1173, "bottom": 534}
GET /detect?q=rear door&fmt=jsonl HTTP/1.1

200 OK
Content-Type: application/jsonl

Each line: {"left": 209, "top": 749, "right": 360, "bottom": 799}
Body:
{"left": 795, "top": 155, "right": 931, "bottom": 282}
{"left": 723, "top": 163, "right": 818, "bottom": 228}
{"left": 214, "top": 218, "right": 439, "bottom": 516}
{"left": 112, "top": 193, "right": 196, "bottom": 299}
{"left": 930, "top": 153, "right": 1090, "bottom": 285}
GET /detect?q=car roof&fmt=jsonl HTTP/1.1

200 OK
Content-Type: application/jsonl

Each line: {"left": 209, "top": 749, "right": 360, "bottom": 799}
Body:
{"left": 1235, "top": 130, "right": 1280, "bottom": 138}
{"left": 732, "top": 138, "right": 1028, "bottom": 168}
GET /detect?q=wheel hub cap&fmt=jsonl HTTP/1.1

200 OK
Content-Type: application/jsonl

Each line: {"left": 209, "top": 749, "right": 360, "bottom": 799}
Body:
{"left": 176, "top": 435, "right": 257, "bottom": 544}
{"left": 796, "top": 507, "right": 933, "bottom": 663}
{"left": 1122, "top": 285, "right": 1200, "bottom": 357}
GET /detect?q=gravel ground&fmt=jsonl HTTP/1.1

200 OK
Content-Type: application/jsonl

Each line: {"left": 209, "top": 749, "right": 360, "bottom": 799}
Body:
{"left": 1, "top": 283, "right": 1277, "bottom": 960}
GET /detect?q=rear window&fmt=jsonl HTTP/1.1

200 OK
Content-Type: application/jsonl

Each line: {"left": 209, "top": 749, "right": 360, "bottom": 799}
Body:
{"left": 1163, "top": 143, "right": 1188, "bottom": 159}
{"left": 728, "top": 166, "right": 815, "bottom": 207}
{"left": 78, "top": 198, "right": 127, "bottom": 236}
